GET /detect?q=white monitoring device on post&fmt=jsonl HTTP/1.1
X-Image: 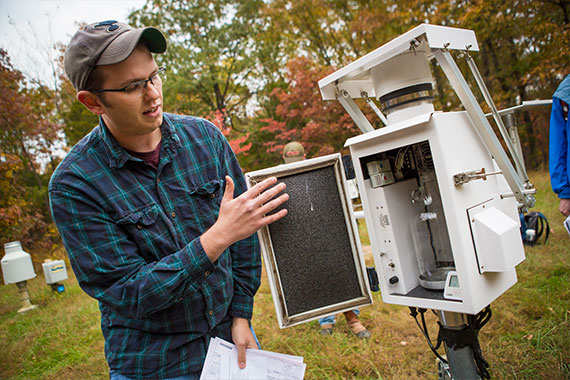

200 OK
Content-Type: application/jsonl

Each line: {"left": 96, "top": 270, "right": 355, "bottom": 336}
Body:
{"left": 318, "top": 23, "right": 536, "bottom": 378}
{"left": 318, "top": 23, "right": 530, "bottom": 315}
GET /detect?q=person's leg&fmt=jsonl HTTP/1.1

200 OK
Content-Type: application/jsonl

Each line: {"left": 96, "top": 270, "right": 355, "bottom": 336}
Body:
{"left": 319, "top": 315, "right": 337, "bottom": 326}
{"left": 344, "top": 310, "right": 371, "bottom": 339}
{"left": 318, "top": 314, "right": 337, "bottom": 335}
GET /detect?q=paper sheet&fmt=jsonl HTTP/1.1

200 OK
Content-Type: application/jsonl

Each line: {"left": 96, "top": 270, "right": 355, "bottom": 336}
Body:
{"left": 200, "top": 337, "right": 306, "bottom": 380}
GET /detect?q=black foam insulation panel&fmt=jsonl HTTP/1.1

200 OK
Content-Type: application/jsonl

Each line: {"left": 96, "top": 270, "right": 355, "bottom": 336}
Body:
{"left": 268, "top": 165, "right": 362, "bottom": 316}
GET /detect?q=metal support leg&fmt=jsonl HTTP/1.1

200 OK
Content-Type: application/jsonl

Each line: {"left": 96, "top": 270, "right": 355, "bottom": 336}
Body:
{"left": 336, "top": 89, "right": 375, "bottom": 134}
{"left": 432, "top": 49, "right": 534, "bottom": 211}
{"left": 16, "top": 281, "right": 38, "bottom": 313}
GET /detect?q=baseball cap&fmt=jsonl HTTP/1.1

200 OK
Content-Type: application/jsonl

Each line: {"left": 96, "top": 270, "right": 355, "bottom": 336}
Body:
{"left": 283, "top": 141, "right": 306, "bottom": 163}
{"left": 64, "top": 20, "right": 167, "bottom": 91}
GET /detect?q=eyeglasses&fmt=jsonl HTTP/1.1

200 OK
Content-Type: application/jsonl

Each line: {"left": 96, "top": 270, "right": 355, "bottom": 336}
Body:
{"left": 91, "top": 67, "right": 167, "bottom": 95}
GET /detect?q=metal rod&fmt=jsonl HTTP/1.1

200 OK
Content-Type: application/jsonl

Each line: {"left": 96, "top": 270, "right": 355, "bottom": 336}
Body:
{"left": 432, "top": 49, "right": 534, "bottom": 211}
{"left": 483, "top": 99, "right": 552, "bottom": 118}
{"left": 362, "top": 91, "right": 389, "bottom": 126}
{"left": 503, "top": 113, "right": 528, "bottom": 179}
{"left": 500, "top": 188, "right": 537, "bottom": 199}
{"left": 464, "top": 53, "right": 530, "bottom": 185}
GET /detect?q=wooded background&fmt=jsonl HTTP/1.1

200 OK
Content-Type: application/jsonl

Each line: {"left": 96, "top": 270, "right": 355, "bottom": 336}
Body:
{"left": 1, "top": 0, "right": 569, "bottom": 260}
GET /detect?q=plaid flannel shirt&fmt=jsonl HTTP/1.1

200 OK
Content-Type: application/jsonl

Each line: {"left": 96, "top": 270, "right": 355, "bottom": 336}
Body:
{"left": 49, "top": 113, "right": 261, "bottom": 379}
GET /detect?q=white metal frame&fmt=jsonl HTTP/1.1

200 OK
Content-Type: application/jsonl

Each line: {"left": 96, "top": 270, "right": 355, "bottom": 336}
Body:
{"left": 245, "top": 154, "right": 373, "bottom": 328}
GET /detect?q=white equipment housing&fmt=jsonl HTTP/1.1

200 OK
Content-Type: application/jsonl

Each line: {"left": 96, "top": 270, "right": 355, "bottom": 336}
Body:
{"left": 1, "top": 241, "right": 36, "bottom": 285}
{"left": 319, "top": 24, "right": 532, "bottom": 314}
{"left": 42, "top": 260, "right": 68, "bottom": 284}
{"left": 346, "top": 112, "right": 524, "bottom": 313}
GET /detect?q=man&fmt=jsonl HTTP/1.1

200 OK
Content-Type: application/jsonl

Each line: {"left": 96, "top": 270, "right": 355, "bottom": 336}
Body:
{"left": 282, "top": 142, "right": 371, "bottom": 338}
{"left": 49, "top": 20, "right": 288, "bottom": 380}
{"left": 550, "top": 74, "right": 570, "bottom": 217}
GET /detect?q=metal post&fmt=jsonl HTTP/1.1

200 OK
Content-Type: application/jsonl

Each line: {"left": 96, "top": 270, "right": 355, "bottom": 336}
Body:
{"left": 438, "top": 311, "right": 480, "bottom": 380}
{"left": 16, "top": 281, "right": 38, "bottom": 313}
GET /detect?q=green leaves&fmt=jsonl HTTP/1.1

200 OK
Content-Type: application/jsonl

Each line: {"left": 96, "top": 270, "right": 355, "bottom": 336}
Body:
{"left": 129, "top": 0, "right": 261, "bottom": 127}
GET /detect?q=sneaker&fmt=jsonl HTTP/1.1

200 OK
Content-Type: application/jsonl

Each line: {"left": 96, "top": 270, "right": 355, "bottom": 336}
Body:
{"left": 320, "top": 323, "right": 333, "bottom": 335}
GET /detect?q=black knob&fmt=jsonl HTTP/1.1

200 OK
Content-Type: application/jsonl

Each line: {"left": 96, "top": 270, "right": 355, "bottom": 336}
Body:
{"left": 389, "top": 276, "right": 399, "bottom": 284}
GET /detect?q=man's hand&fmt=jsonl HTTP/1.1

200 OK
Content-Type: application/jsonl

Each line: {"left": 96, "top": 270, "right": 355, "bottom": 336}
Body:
{"left": 560, "top": 198, "right": 570, "bottom": 216}
{"left": 231, "top": 317, "right": 259, "bottom": 369}
{"left": 201, "top": 176, "right": 288, "bottom": 262}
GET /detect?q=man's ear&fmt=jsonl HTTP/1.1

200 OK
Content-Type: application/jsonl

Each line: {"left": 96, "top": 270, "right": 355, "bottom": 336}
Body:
{"left": 77, "top": 91, "right": 106, "bottom": 115}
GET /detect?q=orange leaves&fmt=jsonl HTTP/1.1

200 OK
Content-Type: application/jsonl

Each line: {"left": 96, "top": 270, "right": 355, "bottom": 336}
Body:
{"left": 260, "top": 55, "right": 366, "bottom": 159}
{"left": 204, "top": 108, "right": 253, "bottom": 155}
{"left": 228, "top": 134, "right": 252, "bottom": 155}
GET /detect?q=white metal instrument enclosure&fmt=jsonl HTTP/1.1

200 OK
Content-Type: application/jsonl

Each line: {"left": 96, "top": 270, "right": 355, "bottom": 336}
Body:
{"left": 318, "top": 23, "right": 530, "bottom": 314}
{"left": 42, "top": 260, "right": 68, "bottom": 284}
{"left": 2, "top": 241, "right": 36, "bottom": 285}
{"left": 346, "top": 111, "right": 525, "bottom": 314}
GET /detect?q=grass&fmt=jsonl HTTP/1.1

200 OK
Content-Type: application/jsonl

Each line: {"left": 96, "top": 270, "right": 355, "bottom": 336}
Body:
{"left": 0, "top": 274, "right": 107, "bottom": 380}
{"left": 1, "top": 171, "right": 568, "bottom": 379}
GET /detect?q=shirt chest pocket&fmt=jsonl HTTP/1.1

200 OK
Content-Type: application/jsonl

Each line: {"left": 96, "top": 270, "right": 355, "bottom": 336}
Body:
{"left": 181, "top": 179, "right": 224, "bottom": 229}
{"left": 114, "top": 203, "right": 168, "bottom": 259}
{"left": 188, "top": 179, "right": 224, "bottom": 208}
{"left": 190, "top": 179, "right": 224, "bottom": 201}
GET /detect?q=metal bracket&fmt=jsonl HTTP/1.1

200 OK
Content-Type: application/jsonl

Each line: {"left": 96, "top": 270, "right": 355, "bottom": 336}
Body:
{"left": 336, "top": 87, "right": 375, "bottom": 133}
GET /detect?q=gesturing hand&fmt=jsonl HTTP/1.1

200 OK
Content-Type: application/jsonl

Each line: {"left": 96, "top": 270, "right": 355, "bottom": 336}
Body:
{"left": 201, "top": 175, "right": 288, "bottom": 262}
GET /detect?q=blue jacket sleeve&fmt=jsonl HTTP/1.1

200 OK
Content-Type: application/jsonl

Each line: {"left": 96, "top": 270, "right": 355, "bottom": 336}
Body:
{"left": 549, "top": 98, "right": 570, "bottom": 199}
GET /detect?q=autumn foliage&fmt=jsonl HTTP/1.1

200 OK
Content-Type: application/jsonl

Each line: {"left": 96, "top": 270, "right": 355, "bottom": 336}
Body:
{"left": 259, "top": 56, "right": 361, "bottom": 159}
{"left": 204, "top": 108, "right": 252, "bottom": 156}
{"left": 0, "top": 50, "right": 60, "bottom": 258}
